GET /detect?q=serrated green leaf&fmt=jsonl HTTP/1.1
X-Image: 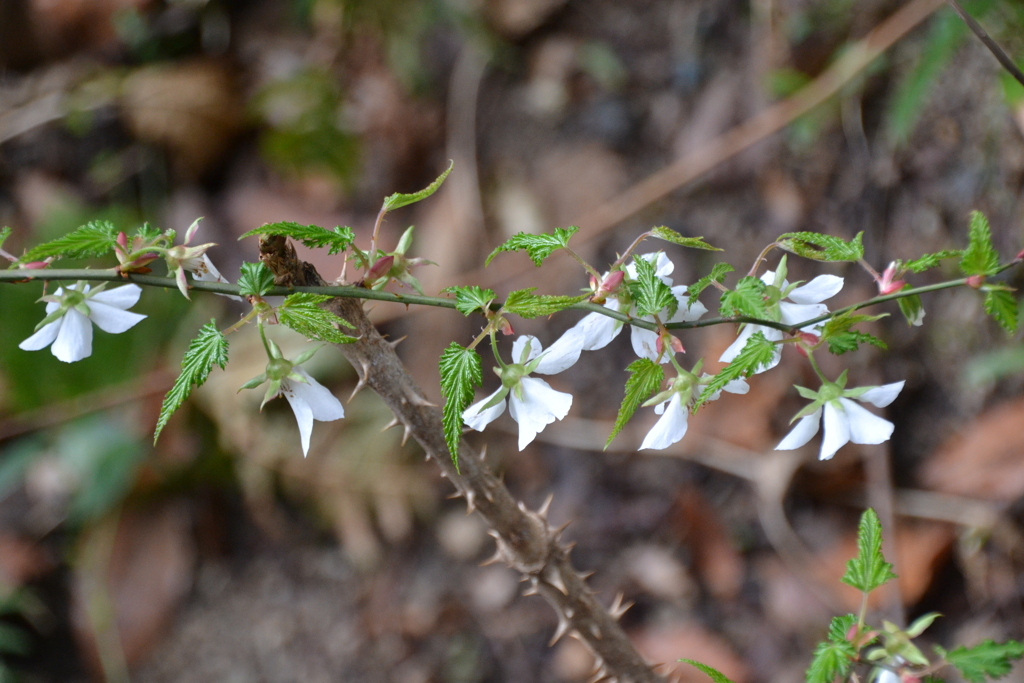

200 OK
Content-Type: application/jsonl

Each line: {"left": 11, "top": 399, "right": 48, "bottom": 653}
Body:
{"left": 695, "top": 332, "right": 776, "bottom": 409}
{"left": 680, "top": 659, "right": 736, "bottom": 683}
{"left": 777, "top": 231, "right": 864, "bottom": 262}
{"left": 19, "top": 220, "right": 119, "bottom": 263}
{"left": 630, "top": 255, "right": 677, "bottom": 318}
{"left": 649, "top": 227, "right": 721, "bottom": 251}
{"left": 984, "top": 289, "right": 1018, "bottom": 334}
{"left": 155, "top": 320, "right": 229, "bottom": 443}
{"left": 902, "top": 249, "right": 961, "bottom": 274}
{"left": 961, "top": 211, "right": 1000, "bottom": 277}
{"left": 841, "top": 508, "right": 897, "bottom": 594}
{"left": 439, "top": 343, "right": 483, "bottom": 466}
{"left": 503, "top": 288, "right": 588, "bottom": 319}
{"left": 938, "top": 640, "right": 1024, "bottom": 683}
{"left": 898, "top": 294, "right": 925, "bottom": 326}
{"left": 719, "top": 276, "right": 769, "bottom": 318}
{"left": 133, "top": 223, "right": 162, "bottom": 242}
{"left": 485, "top": 226, "right": 579, "bottom": 267}
{"left": 606, "top": 359, "right": 663, "bottom": 448}
{"left": 0, "top": 227, "right": 10, "bottom": 251}
{"left": 827, "top": 331, "right": 887, "bottom": 355}
{"left": 238, "top": 222, "right": 355, "bottom": 255}
{"left": 806, "top": 616, "right": 859, "bottom": 683}
{"left": 821, "top": 311, "right": 887, "bottom": 339}
{"left": 238, "top": 261, "right": 275, "bottom": 297}
{"left": 382, "top": 161, "right": 453, "bottom": 212}
{"left": 443, "top": 285, "right": 496, "bottom": 317}
{"left": 278, "top": 293, "right": 356, "bottom": 344}
{"left": 688, "top": 263, "right": 735, "bottom": 306}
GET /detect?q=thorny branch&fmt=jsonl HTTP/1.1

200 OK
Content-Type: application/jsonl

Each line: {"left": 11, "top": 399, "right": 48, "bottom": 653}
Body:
{"left": 257, "top": 235, "right": 664, "bottom": 683}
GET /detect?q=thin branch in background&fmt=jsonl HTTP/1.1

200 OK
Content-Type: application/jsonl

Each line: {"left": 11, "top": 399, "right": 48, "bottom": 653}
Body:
{"left": 947, "top": 0, "right": 1024, "bottom": 89}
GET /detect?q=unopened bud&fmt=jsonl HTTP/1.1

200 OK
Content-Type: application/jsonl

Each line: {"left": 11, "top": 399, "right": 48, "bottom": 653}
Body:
{"left": 1016, "top": 248, "right": 1024, "bottom": 262}
{"left": 497, "top": 318, "right": 514, "bottom": 336}
{"left": 365, "top": 255, "right": 394, "bottom": 283}
{"left": 796, "top": 332, "right": 820, "bottom": 358}
{"left": 116, "top": 231, "right": 128, "bottom": 248}
{"left": 877, "top": 262, "right": 906, "bottom": 295}
{"left": 966, "top": 274, "right": 985, "bottom": 289}
{"left": 591, "top": 269, "right": 625, "bottom": 304}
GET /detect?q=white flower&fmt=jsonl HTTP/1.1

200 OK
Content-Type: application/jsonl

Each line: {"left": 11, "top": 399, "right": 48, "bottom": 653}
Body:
{"left": 164, "top": 218, "right": 241, "bottom": 301}
{"left": 775, "top": 377, "right": 904, "bottom": 460}
{"left": 19, "top": 283, "right": 146, "bottom": 363}
{"left": 571, "top": 252, "right": 707, "bottom": 361}
{"left": 640, "top": 370, "right": 748, "bottom": 450}
{"left": 240, "top": 341, "right": 344, "bottom": 456}
{"left": 720, "top": 263, "right": 843, "bottom": 373}
{"left": 463, "top": 329, "right": 584, "bottom": 450}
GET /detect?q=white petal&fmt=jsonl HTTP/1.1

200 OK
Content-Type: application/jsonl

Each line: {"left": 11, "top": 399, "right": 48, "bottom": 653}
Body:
{"left": 776, "top": 409, "right": 822, "bottom": 450}
{"left": 779, "top": 301, "right": 828, "bottom": 329}
{"left": 630, "top": 324, "right": 666, "bottom": 363}
{"left": 667, "top": 285, "right": 707, "bottom": 322}
{"left": 533, "top": 327, "right": 585, "bottom": 375}
{"left": 574, "top": 304, "right": 624, "bottom": 351}
{"left": 19, "top": 319, "right": 62, "bottom": 351}
{"left": 787, "top": 275, "right": 843, "bottom": 304}
{"left": 856, "top": 381, "right": 905, "bottom": 408}
{"left": 282, "top": 387, "right": 315, "bottom": 456}
{"left": 718, "top": 325, "right": 782, "bottom": 373}
{"left": 51, "top": 310, "right": 93, "bottom": 363}
{"left": 90, "top": 284, "right": 142, "bottom": 310}
{"left": 820, "top": 402, "right": 851, "bottom": 460}
{"left": 463, "top": 387, "right": 507, "bottom": 431}
{"left": 191, "top": 255, "right": 244, "bottom": 301}
{"left": 723, "top": 377, "right": 750, "bottom": 395}
{"left": 87, "top": 302, "right": 147, "bottom": 334}
{"left": 760, "top": 270, "right": 777, "bottom": 285}
{"left": 640, "top": 393, "right": 689, "bottom": 450}
{"left": 840, "top": 398, "right": 895, "bottom": 445}
{"left": 625, "top": 252, "right": 674, "bottom": 284}
{"left": 512, "top": 335, "right": 542, "bottom": 365}
{"left": 508, "top": 377, "right": 572, "bottom": 450}
{"left": 288, "top": 368, "right": 345, "bottom": 422}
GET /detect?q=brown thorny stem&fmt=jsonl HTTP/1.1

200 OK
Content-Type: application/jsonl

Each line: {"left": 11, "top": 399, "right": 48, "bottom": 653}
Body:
{"left": 257, "top": 236, "right": 664, "bottom": 683}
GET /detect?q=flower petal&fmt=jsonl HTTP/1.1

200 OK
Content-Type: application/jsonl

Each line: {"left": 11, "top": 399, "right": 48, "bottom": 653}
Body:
{"left": 856, "top": 381, "right": 905, "bottom": 408}
{"left": 787, "top": 275, "right": 843, "bottom": 304}
{"left": 508, "top": 377, "right": 572, "bottom": 450}
{"left": 718, "top": 324, "right": 782, "bottom": 372}
{"left": 512, "top": 335, "right": 542, "bottom": 365}
{"left": 640, "top": 393, "right": 689, "bottom": 450}
{"left": 282, "top": 384, "right": 315, "bottom": 456}
{"left": 776, "top": 409, "right": 821, "bottom": 450}
{"left": 630, "top": 324, "right": 666, "bottom": 363}
{"left": 51, "top": 310, "right": 93, "bottom": 363}
{"left": 573, "top": 305, "right": 624, "bottom": 351}
{"left": 533, "top": 327, "right": 585, "bottom": 375}
{"left": 288, "top": 368, "right": 345, "bottom": 422}
{"left": 87, "top": 302, "right": 147, "bottom": 334}
{"left": 19, "top": 319, "right": 62, "bottom": 351}
{"left": 667, "top": 285, "right": 707, "bottom": 322}
{"left": 626, "top": 252, "right": 674, "bottom": 284}
{"left": 463, "top": 387, "right": 507, "bottom": 432}
{"left": 779, "top": 301, "right": 828, "bottom": 329}
{"left": 840, "top": 398, "right": 895, "bottom": 445}
{"left": 90, "top": 284, "right": 142, "bottom": 310}
{"left": 820, "top": 402, "right": 851, "bottom": 460}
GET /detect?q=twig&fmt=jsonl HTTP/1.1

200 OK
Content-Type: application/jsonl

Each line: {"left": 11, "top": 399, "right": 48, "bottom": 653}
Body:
{"left": 946, "top": 0, "right": 1024, "bottom": 89}
{"left": 258, "top": 238, "right": 664, "bottom": 682}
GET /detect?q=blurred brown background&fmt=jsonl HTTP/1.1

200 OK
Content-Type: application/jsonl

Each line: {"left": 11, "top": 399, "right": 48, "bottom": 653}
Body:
{"left": 1, "top": 0, "right": 1024, "bottom": 681}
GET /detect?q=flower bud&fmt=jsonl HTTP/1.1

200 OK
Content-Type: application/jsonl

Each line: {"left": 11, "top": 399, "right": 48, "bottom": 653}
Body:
{"left": 1015, "top": 247, "right": 1024, "bottom": 262}
{"left": 591, "top": 269, "right": 625, "bottom": 304}
{"left": 365, "top": 255, "right": 394, "bottom": 284}
{"left": 22, "top": 261, "right": 50, "bottom": 270}
{"left": 877, "top": 262, "right": 905, "bottom": 295}
{"left": 966, "top": 274, "right": 985, "bottom": 289}
{"left": 116, "top": 231, "right": 128, "bottom": 249}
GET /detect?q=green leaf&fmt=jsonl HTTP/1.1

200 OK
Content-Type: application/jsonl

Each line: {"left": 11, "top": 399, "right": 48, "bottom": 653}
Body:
{"left": 278, "top": 293, "right": 356, "bottom": 344}
{"left": 649, "top": 227, "right": 721, "bottom": 251}
{"left": 960, "top": 211, "right": 1000, "bottom": 276}
{"left": 19, "top": 220, "right": 119, "bottom": 263}
{"left": 984, "top": 289, "right": 1018, "bottom": 334}
{"left": 688, "top": 263, "right": 735, "bottom": 306}
{"left": 806, "top": 616, "right": 859, "bottom": 683}
{"left": 606, "top": 359, "right": 664, "bottom": 448}
{"left": 443, "top": 285, "right": 496, "bottom": 317}
{"left": 382, "top": 161, "right": 453, "bottom": 212}
{"left": 238, "top": 261, "right": 275, "bottom": 297}
{"left": 0, "top": 226, "right": 12, "bottom": 251}
{"left": 902, "top": 249, "right": 962, "bottom": 274}
{"left": 439, "top": 343, "right": 483, "bottom": 466}
{"left": 777, "top": 231, "right": 865, "bottom": 262}
{"left": 630, "top": 255, "right": 677, "bottom": 318}
{"left": 719, "top": 276, "right": 769, "bottom": 318}
{"left": 694, "top": 332, "right": 776, "bottom": 409}
{"left": 503, "top": 288, "right": 587, "bottom": 319}
{"left": 827, "top": 331, "right": 887, "bottom": 355}
{"left": 938, "top": 640, "right": 1024, "bottom": 683}
{"left": 155, "top": 320, "right": 229, "bottom": 443}
{"left": 485, "top": 226, "right": 579, "bottom": 267}
{"left": 133, "top": 222, "right": 162, "bottom": 242}
{"left": 680, "top": 659, "right": 736, "bottom": 683}
{"left": 841, "top": 508, "right": 897, "bottom": 594}
{"left": 238, "top": 222, "right": 355, "bottom": 255}
{"left": 897, "top": 294, "right": 925, "bottom": 326}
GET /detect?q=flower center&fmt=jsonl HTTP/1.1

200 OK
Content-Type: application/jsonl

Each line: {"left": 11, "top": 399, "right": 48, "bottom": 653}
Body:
{"left": 266, "top": 358, "right": 294, "bottom": 381}
{"left": 499, "top": 363, "right": 529, "bottom": 389}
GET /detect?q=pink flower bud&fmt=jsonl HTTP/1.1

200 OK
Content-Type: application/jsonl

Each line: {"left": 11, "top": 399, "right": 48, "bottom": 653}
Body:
{"left": 966, "top": 274, "right": 985, "bottom": 289}
{"left": 365, "top": 255, "right": 394, "bottom": 282}
{"left": 22, "top": 261, "right": 50, "bottom": 270}
{"left": 796, "top": 332, "right": 819, "bottom": 358}
{"left": 877, "top": 262, "right": 905, "bottom": 295}
{"left": 498, "top": 318, "right": 514, "bottom": 336}
{"left": 116, "top": 231, "right": 128, "bottom": 248}
{"left": 1016, "top": 248, "right": 1024, "bottom": 262}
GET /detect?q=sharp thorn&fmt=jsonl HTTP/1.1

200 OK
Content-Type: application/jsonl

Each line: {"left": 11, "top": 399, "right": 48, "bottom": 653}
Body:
{"left": 549, "top": 613, "right": 572, "bottom": 646}
{"left": 464, "top": 490, "right": 476, "bottom": 514}
{"left": 608, "top": 592, "right": 633, "bottom": 619}
{"left": 588, "top": 622, "right": 602, "bottom": 639}
{"left": 409, "top": 393, "right": 438, "bottom": 407}
{"left": 577, "top": 569, "right": 594, "bottom": 580}
{"left": 543, "top": 566, "right": 568, "bottom": 595}
{"left": 381, "top": 416, "right": 401, "bottom": 433}
{"left": 537, "top": 492, "right": 554, "bottom": 519}
{"left": 477, "top": 445, "right": 488, "bottom": 462}
{"left": 348, "top": 377, "right": 368, "bottom": 402}
{"left": 401, "top": 424, "right": 412, "bottom": 446}
{"left": 386, "top": 335, "right": 408, "bottom": 349}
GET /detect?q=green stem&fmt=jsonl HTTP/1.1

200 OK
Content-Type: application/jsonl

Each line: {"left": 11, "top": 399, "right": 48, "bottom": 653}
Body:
{"left": 489, "top": 329, "right": 506, "bottom": 369}
{"left": 257, "top": 321, "right": 272, "bottom": 358}
{"left": 222, "top": 307, "right": 259, "bottom": 336}
{"left": 806, "top": 349, "right": 828, "bottom": 383}
{"left": 563, "top": 246, "right": 603, "bottom": 282}
{"left": 857, "top": 590, "right": 869, "bottom": 632}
